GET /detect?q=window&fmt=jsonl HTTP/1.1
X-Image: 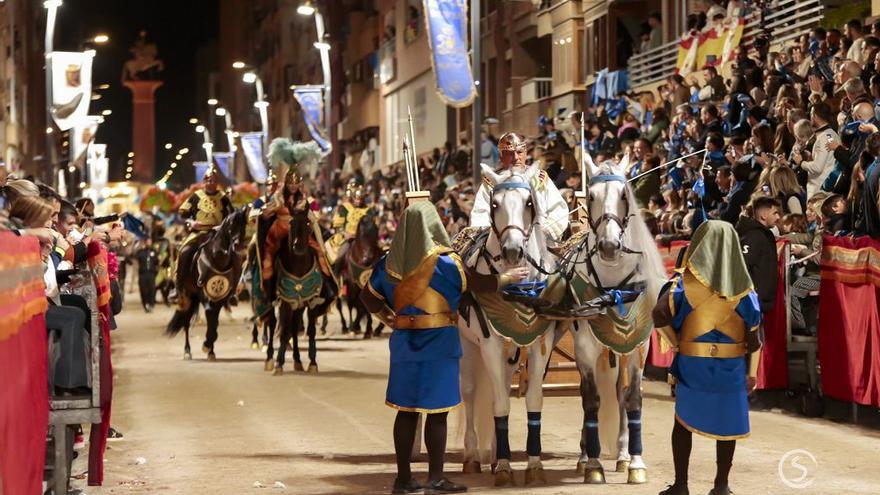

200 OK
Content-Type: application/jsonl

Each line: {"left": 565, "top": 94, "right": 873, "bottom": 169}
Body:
{"left": 404, "top": 1, "right": 422, "bottom": 45}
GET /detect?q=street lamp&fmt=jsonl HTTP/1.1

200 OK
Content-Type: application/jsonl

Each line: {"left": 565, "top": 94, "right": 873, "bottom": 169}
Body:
{"left": 207, "top": 98, "right": 218, "bottom": 106}
{"left": 242, "top": 71, "right": 257, "bottom": 84}
{"left": 93, "top": 34, "right": 109, "bottom": 44}
{"left": 231, "top": 61, "right": 246, "bottom": 70}
{"left": 297, "top": 0, "right": 315, "bottom": 16}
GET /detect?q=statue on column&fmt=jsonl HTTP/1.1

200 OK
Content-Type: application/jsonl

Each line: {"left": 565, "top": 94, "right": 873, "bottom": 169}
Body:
{"left": 122, "top": 30, "right": 164, "bottom": 82}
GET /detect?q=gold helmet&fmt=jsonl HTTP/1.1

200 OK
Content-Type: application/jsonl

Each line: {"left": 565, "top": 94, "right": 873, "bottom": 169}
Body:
{"left": 497, "top": 132, "right": 527, "bottom": 152}
{"left": 203, "top": 164, "right": 219, "bottom": 179}
{"left": 266, "top": 169, "right": 279, "bottom": 188}
{"left": 284, "top": 167, "right": 304, "bottom": 187}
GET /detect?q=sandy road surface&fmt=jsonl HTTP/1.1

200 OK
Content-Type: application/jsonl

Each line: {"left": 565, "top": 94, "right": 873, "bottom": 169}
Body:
{"left": 71, "top": 301, "right": 878, "bottom": 495}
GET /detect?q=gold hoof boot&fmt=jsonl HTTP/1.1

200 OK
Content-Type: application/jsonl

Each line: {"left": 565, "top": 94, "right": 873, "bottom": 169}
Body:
{"left": 575, "top": 461, "right": 586, "bottom": 474}
{"left": 584, "top": 466, "right": 606, "bottom": 484}
{"left": 264, "top": 360, "right": 274, "bottom": 372}
{"left": 261, "top": 344, "right": 269, "bottom": 353}
{"left": 273, "top": 367, "right": 284, "bottom": 376}
{"left": 207, "top": 352, "right": 216, "bottom": 362}
{"left": 307, "top": 363, "right": 319, "bottom": 373}
{"left": 462, "top": 461, "right": 481, "bottom": 474}
{"left": 616, "top": 459, "right": 630, "bottom": 472}
{"left": 294, "top": 362, "right": 305, "bottom": 372}
{"left": 250, "top": 342, "right": 259, "bottom": 350}
{"left": 524, "top": 466, "right": 547, "bottom": 485}
{"left": 494, "top": 468, "right": 516, "bottom": 487}
{"left": 627, "top": 467, "right": 648, "bottom": 484}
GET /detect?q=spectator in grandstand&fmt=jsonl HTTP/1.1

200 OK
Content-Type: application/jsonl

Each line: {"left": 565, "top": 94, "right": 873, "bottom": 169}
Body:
{"left": 846, "top": 19, "right": 867, "bottom": 64}
{"left": 793, "top": 102, "right": 839, "bottom": 198}
{"left": 737, "top": 195, "right": 781, "bottom": 313}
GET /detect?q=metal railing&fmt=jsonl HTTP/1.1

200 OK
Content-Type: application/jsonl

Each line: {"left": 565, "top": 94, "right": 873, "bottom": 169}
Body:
{"left": 521, "top": 77, "right": 553, "bottom": 104}
{"left": 627, "top": 0, "right": 824, "bottom": 88}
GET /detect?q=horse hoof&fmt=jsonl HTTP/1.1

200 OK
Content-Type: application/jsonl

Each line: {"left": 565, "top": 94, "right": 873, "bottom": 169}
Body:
{"left": 616, "top": 459, "right": 630, "bottom": 472}
{"left": 294, "top": 362, "right": 305, "bottom": 372}
{"left": 183, "top": 352, "right": 192, "bottom": 361}
{"left": 462, "top": 461, "right": 481, "bottom": 474}
{"left": 307, "top": 363, "right": 319, "bottom": 373}
{"left": 523, "top": 466, "right": 546, "bottom": 485}
{"left": 627, "top": 467, "right": 648, "bottom": 484}
{"left": 264, "top": 360, "right": 274, "bottom": 372}
{"left": 575, "top": 461, "right": 586, "bottom": 474}
{"left": 207, "top": 352, "right": 216, "bottom": 362}
{"left": 584, "top": 466, "right": 606, "bottom": 484}
{"left": 493, "top": 468, "right": 516, "bottom": 487}
{"left": 202, "top": 344, "right": 211, "bottom": 354}
{"left": 273, "top": 367, "right": 283, "bottom": 376}
{"left": 250, "top": 342, "right": 259, "bottom": 350}
{"left": 261, "top": 344, "right": 268, "bottom": 353}
{"left": 363, "top": 332, "right": 372, "bottom": 340}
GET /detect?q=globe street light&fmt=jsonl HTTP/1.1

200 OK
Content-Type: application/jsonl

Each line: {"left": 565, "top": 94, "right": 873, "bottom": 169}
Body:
{"left": 297, "top": 0, "right": 315, "bottom": 16}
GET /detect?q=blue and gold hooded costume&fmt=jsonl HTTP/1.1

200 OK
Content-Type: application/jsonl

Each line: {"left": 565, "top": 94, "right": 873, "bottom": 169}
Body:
{"left": 655, "top": 221, "right": 763, "bottom": 439}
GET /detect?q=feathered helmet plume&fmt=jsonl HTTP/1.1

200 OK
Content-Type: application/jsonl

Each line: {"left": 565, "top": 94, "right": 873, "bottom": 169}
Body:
{"left": 267, "top": 138, "right": 325, "bottom": 184}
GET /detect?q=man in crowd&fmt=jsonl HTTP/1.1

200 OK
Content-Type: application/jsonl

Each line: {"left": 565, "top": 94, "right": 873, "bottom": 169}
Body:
{"left": 134, "top": 238, "right": 159, "bottom": 312}
{"left": 737, "top": 196, "right": 781, "bottom": 313}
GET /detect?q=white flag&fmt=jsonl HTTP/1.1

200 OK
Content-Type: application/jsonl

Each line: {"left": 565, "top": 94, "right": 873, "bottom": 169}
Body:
{"left": 70, "top": 115, "right": 102, "bottom": 164}
{"left": 88, "top": 143, "right": 108, "bottom": 190}
{"left": 240, "top": 132, "right": 268, "bottom": 183}
{"left": 50, "top": 51, "right": 94, "bottom": 131}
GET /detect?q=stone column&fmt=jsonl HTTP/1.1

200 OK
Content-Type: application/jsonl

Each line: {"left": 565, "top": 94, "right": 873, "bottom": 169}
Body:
{"left": 123, "top": 80, "right": 163, "bottom": 182}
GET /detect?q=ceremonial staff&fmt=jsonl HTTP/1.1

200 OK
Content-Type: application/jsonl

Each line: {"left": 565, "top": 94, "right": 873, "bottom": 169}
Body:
{"left": 403, "top": 106, "right": 430, "bottom": 205}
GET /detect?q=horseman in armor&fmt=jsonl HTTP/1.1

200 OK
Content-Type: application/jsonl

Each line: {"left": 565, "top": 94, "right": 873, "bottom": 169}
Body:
{"left": 469, "top": 132, "right": 570, "bottom": 242}
{"left": 327, "top": 181, "right": 373, "bottom": 265}
{"left": 245, "top": 170, "right": 280, "bottom": 319}
{"left": 174, "top": 165, "right": 233, "bottom": 309}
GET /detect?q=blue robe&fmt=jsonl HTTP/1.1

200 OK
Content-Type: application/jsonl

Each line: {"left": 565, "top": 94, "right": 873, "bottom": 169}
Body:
{"left": 368, "top": 254, "right": 464, "bottom": 413}
{"left": 667, "top": 274, "right": 762, "bottom": 439}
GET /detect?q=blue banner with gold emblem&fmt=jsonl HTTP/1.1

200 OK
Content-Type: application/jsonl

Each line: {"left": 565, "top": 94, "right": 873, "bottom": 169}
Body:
{"left": 291, "top": 87, "right": 330, "bottom": 152}
{"left": 424, "top": 0, "right": 476, "bottom": 107}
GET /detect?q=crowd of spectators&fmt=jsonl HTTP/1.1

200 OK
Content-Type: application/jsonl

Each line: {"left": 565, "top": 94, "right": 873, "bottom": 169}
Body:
{"left": 0, "top": 172, "right": 130, "bottom": 487}
{"left": 331, "top": 13, "right": 880, "bottom": 338}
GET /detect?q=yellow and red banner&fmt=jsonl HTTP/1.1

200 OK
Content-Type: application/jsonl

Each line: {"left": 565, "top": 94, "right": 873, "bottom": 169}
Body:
{"left": 676, "top": 17, "right": 746, "bottom": 76}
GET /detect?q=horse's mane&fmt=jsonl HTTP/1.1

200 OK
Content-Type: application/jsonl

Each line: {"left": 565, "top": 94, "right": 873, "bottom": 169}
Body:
{"left": 596, "top": 163, "right": 666, "bottom": 301}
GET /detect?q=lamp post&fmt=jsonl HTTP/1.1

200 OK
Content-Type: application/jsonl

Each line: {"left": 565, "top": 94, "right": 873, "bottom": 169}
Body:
{"left": 298, "top": 1, "right": 333, "bottom": 191}
{"left": 471, "top": 0, "right": 481, "bottom": 185}
{"left": 43, "top": 0, "right": 62, "bottom": 187}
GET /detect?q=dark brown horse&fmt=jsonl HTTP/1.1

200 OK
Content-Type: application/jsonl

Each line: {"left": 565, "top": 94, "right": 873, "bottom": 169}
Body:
{"left": 272, "top": 208, "right": 337, "bottom": 374}
{"left": 340, "top": 211, "right": 385, "bottom": 338}
{"left": 166, "top": 207, "right": 249, "bottom": 360}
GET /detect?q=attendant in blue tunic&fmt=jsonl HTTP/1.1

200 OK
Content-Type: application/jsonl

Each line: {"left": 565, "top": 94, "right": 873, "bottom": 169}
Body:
{"left": 652, "top": 221, "right": 763, "bottom": 495}
{"left": 361, "top": 201, "right": 524, "bottom": 494}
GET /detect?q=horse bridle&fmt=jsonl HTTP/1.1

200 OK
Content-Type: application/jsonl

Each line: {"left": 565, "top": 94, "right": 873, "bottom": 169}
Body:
{"left": 585, "top": 174, "right": 641, "bottom": 256}
{"left": 489, "top": 179, "right": 536, "bottom": 243}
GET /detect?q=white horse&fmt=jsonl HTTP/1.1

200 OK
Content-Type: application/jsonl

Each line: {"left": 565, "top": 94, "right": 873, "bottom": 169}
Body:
{"left": 458, "top": 163, "right": 561, "bottom": 486}
{"left": 566, "top": 153, "right": 666, "bottom": 484}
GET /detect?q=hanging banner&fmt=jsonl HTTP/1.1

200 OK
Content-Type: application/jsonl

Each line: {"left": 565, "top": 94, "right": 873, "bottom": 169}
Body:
{"left": 88, "top": 143, "right": 108, "bottom": 190}
{"left": 70, "top": 115, "right": 102, "bottom": 165}
{"left": 423, "top": 0, "right": 476, "bottom": 107}
{"left": 240, "top": 132, "right": 268, "bottom": 183}
{"left": 49, "top": 51, "right": 95, "bottom": 131}
{"left": 213, "top": 151, "right": 234, "bottom": 181}
{"left": 291, "top": 86, "right": 331, "bottom": 152}
{"left": 193, "top": 161, "right": 210, "bottom": 183}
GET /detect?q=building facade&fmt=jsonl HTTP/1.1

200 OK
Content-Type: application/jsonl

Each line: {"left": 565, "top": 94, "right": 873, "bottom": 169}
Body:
{"left": 0, "top": 0, "right": 49, "bottom": 178}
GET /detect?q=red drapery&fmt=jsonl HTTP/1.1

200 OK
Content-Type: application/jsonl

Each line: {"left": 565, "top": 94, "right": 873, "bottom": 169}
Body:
{"left": 0, "top": 233, "right": 49, "bottom": 495}
{"left": 756, "top": 240, "right": 789, "bottom": 389}
{"left": 818, "top": 235, "right": 880, "bottom": 407}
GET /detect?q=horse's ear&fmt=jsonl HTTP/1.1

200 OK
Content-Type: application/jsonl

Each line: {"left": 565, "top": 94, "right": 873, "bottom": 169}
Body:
{"left": 480, "top": 163, "right": 501, "bottom": 186}
{"left": 584, "top": 151, "right": 600, "bottom": 179}
{"left": 523, "top": 162, "right": 539, "bottom": 183}
{"left": 615, "top": 152, "right": 631, "bottom": 176}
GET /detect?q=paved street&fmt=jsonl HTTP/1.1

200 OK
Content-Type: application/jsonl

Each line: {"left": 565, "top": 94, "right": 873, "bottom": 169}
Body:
{"left": 73, "top": 300, "right": 878, "bottom": 495}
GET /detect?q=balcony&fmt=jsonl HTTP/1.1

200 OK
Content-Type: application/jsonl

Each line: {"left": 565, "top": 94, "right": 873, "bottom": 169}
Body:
{"left": 520, "top": 77, "right": 553, "bottom": 105}
{"left": 627, "top": 0, "right": 823, "bottom": 89}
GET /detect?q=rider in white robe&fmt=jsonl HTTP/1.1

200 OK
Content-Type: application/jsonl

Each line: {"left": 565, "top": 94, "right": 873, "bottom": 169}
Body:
{"left": 470, "top": 132, "right": 569, "bottom": 241}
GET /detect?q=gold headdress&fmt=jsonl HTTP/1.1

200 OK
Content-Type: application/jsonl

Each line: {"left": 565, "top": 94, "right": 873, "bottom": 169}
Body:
{"left": 497, "top": 132, "right": 527, "bottom": 152}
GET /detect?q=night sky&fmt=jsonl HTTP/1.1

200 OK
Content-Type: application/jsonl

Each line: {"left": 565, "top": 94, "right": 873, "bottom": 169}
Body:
{"left": 54, "top": 0, "right": 218, "bottom": 183}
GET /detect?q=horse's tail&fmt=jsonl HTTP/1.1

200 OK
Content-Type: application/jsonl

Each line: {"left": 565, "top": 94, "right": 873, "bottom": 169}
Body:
{"left": 166, "top": 302, "right": 198, "bottom": 337}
